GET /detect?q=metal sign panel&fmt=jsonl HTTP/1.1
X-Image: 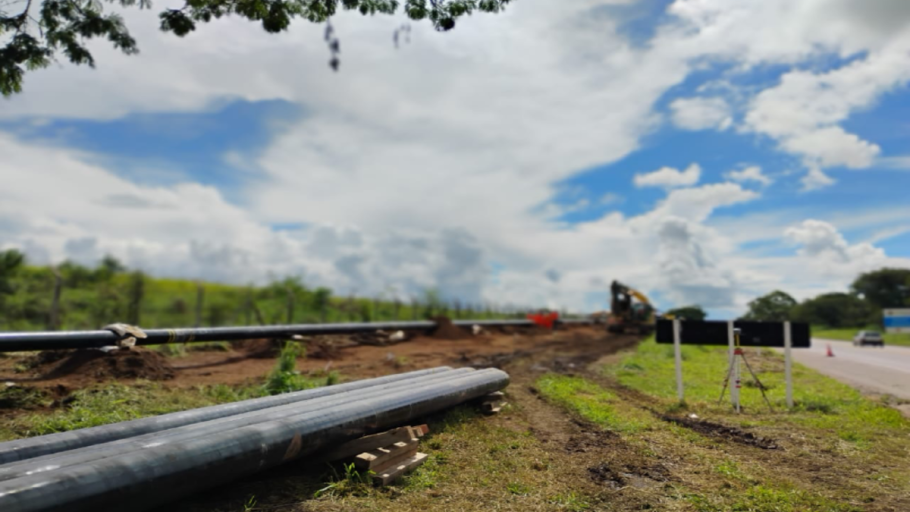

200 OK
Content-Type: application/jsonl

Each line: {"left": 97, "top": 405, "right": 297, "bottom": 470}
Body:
{"left": 655, "top": 320, "right": 811, "bottom": 348}
{"left": 884, "top": 308, "right": 910, "bottom": 334}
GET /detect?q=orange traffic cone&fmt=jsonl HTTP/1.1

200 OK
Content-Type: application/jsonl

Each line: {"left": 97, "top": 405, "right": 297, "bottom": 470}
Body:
{"left": 826, "top": 344, "right": 834, "bottom": 357}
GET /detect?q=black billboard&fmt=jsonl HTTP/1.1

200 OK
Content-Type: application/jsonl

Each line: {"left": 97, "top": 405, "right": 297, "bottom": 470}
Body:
{"left": 655, "top": 320, "right": 811, "bottom": 348}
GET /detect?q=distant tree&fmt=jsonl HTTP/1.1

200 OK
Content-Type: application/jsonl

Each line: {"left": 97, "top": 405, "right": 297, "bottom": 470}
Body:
{"left": 94, "top": 255, "right": 126, "bottom": 281}
{"left": 125, "top": 271, "right": 145, "bottom": 325}
{"left": 312, "top": 287, "right": 332, "bottom": 323}
{"left": 0, "top": 249, "right": 25, "bottom": 296}
{"left": 665, "top": 305, "right": 706, "bottom": 321}
{"left": 421, "top": 288, "right": 444, "bottom": 319}
{"left": 359, "top": 301, "right": 372, "bottom": 322}
{"left": 1, "top": 0, "right": 514, "bottom": 97}
{"left": 791, "top": 293, "right": 873, "bottom": 328}
{"left": 851, "top": 268, "right": 910, "bottom": 310}
{"left": 741, "top": 290, "right": 797, "bottom": 322}
{"left": 58, "top": 260, "right": 93, "bottom": 287}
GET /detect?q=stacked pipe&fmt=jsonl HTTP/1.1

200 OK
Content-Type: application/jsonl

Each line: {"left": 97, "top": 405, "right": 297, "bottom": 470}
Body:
{"left": 0, "top": 317, "right": 593, "bottom": 352}
{"left": 0, "top": 366, "right": 509, "bottom": 512}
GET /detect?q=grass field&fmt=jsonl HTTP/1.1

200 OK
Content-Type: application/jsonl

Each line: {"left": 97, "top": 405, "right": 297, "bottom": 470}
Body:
{"left": 812, "top": 327, "right": 910, "bottom": 347}
{"left": 0, "top": 263, "right": 524, "bottom": 333}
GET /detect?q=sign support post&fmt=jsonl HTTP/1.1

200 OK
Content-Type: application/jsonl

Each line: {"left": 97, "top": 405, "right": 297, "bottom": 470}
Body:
{"left": 727, "top": 321, "right": 739, "bottom": 409}
{"left": 784, "top": 321, "right": 793, "bottom": 409}
{"left": 673, "top": 319, "right": 684, "bottom": 401}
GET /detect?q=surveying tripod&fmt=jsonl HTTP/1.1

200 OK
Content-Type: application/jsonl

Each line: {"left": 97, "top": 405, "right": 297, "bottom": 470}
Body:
{"left": 717, "top": 328, "right": 774, "bottom": 413}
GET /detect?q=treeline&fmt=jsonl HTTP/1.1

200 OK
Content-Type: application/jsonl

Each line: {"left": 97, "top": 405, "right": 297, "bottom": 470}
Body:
{"left": 741, "top": 268, "right": 910, "bottom": 328}
{"left": 0, "top": 249, "right": 531, "bottom": 331}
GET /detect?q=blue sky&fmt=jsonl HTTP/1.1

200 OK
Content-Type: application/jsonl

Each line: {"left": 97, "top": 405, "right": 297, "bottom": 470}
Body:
{"left": 1, "top": 0, "right": 910, "bottom": 316}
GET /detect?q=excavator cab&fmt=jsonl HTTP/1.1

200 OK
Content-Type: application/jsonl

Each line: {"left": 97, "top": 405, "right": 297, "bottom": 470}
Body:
{"left": 607, "top": 280, "right": 656, "bottom": 335}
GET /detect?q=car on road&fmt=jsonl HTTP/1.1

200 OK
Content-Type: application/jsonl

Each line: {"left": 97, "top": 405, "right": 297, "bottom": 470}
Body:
{"left": 853, "top": 330, "right": 885, "bottom": 347}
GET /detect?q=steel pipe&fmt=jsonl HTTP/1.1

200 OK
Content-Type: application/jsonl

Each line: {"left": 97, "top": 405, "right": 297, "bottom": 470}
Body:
{"left": 0, "top": 367, "right": 457, "bottom": 465}
{"left": 0, "top": 318, "right": 592, "bottom": 352}
{"left": 0, "top": 368, "right": 478, "bottom": 481}
{"left": 0, "top": 368, "right": 509, "bottom": 512}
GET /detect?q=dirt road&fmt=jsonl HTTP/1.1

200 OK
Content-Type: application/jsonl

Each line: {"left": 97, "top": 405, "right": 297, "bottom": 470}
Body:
{"left": 790, "top": 338, "right": 910, "bottom": 400}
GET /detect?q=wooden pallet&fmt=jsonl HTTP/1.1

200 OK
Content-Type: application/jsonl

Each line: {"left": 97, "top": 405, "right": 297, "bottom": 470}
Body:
{"left": 324, "top": 424, "right": 430, "bottom": 486}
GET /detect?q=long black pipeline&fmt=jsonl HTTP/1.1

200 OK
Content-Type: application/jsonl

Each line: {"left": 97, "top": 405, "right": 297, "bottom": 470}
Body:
{"left": 0, "top": 318, "right": 592, "bottom": 352}
{"left": 0, "top": 368, "right": 478, "bottom": 481}
{"left": 0, "top": 368, "right": 509, "bottom": 512}
{"left": 0, "top": 366, "right": 456, "bottom": 466}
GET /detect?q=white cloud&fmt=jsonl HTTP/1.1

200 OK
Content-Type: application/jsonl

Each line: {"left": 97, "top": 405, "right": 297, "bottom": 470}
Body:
{"left": 724, "top": 166, "right": 772, "bottom": 186}
{"left": 599, "top": 192, "right": 624, "bottom": 205}
{"left": 669, "top": 97, "right": 732, "bottom": 130}
{"left": 876, "top": 155, "right": 910, "bottom": 169}
{"left": 800, "top": 166, "right": 837, "bottom": 191}
{"left": 785, "top": 219, "right": 886, "bottom": 272}
{"left": 740, "top": 31, "right": 910, "bottom": 182}
{"left": 633, "top": 164, "right": 701, "bottom": 189}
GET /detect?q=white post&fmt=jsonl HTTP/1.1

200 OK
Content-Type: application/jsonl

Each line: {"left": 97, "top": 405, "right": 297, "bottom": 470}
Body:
{"left": 728, "top": 321, "right": 739, "bottom": 409}
{"left": 734, "top": 353, "right": 741, "bottom": 413}
{"left": 784, "top": 321, "right": 793, "bottom": 409}
{"left": 673, "top": 319, "right": 684, "bottom": 401}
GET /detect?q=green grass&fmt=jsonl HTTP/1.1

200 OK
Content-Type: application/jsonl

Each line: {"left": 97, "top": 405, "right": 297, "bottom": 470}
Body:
{"left": 812, "top": 326, "right": 910, "bottom": 347}
{"left": 608, "top": 338, "right": 908, "bottom": 443}
{"left": 0, "top": 382, "right": 263, "bottom": 441}
{"left": 685, "top": 483, "right": 862, "bottom": 512}
{"left": 535, "top": 374, "right": 652, "bottom": 432}
{"left": 0, "top": 350, "right": 335, "bottom": 441}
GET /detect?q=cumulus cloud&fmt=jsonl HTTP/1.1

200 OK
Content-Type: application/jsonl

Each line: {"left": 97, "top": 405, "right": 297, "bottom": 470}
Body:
{"left": 800, "top": 166, "right": 837, "bottom": 191}
{"left": 633, "top": 164, "right": 701, "bottom": 189}
{"left": 785, "top": 219, "right": 886, "bottom": 271}
{"left": 654, "top": 217, "right": 736, "bottom": 308}
{"left": 669, "top": 97, "right": 732, "bottom": 130}
{"left": 724, "top": 166, "right": 772, "bottom": 186}
{"left": 741, "top": 31, "right": 910, "bottom": 184}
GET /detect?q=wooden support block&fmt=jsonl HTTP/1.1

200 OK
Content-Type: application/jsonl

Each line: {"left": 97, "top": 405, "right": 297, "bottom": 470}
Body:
{"left": 482, "top": 391, "right": 505, "bottom": 403}
{"left": 372, "top": 452, "right": 429, "bottom": 486}
{"left": 354, "top": 439, "right": 418, "bottom": 471}
{"left": 482, "top": 400, "right": 507, "bottom": 415}
{"left": 321, "top": 427, "right": 416, "bottom": 462}
{"left": 412, "top": 424, "right": 430, "bottom": 437}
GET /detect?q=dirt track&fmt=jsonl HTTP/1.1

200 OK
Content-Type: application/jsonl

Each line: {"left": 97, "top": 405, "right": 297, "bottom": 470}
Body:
{"left": 0, "top": 325, "right": 634, "bottom": 391}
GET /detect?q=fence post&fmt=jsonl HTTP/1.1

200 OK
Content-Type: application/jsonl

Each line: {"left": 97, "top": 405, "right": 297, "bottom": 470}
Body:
{"left": 784, "top": 321, "right": 793, "bottom": 409}
{"left": 195, "top": 281, "right": 204, "bottom": 327}
{"left": 47, "top": 268, "right": 63, "bottom": 330}
{"left": 673, "top": 319, "right": 684, "bottom": 401}
{"left": 728, "top": 321, "right": 738, "bottom": 407}
{"left": 286, "top": 287, "right": 295, "bottom": 324}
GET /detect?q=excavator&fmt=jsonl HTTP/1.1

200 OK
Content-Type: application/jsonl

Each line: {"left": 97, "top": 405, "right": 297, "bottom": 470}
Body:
{"left": 599, "top": 280, "right": 659, "bottom": 334}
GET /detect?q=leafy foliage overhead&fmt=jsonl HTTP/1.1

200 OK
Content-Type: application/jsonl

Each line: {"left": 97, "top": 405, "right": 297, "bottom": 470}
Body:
{"left": 1, "top": 0, "right": 513, "bottom": 96}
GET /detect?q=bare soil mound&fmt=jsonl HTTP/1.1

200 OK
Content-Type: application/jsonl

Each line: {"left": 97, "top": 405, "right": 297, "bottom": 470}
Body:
{"left": 232, "top": 339, "right": 282, "bottom": 358}
{"left": 33, "top": 348, "right": 175, "bottom": 381}
{"left": 431, "top": 316, "right": 470, "bottom": 340}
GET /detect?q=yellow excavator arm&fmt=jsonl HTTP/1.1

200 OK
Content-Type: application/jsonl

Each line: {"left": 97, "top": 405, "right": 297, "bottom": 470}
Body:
{"left": 628, "top": 288, "right": 650, "bottom": 306}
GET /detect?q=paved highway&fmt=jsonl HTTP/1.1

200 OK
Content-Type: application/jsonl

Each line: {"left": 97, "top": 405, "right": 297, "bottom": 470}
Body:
{"left": 791, "top": 338, "right": 910, "bottom": 401}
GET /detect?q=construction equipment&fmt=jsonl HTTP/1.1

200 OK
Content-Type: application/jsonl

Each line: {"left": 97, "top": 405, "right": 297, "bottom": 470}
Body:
{"left": 606, "top": 280, "right": 656, "bottom": 334}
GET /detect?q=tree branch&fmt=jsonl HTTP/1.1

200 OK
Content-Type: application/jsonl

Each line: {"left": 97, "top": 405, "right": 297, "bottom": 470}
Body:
{"left": 13, "top": 0, "right": 33, "bottom": 34}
